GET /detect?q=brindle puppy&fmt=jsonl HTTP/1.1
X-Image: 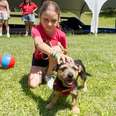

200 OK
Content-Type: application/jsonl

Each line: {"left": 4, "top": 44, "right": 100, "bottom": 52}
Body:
{"left": 46, "top": 60, "right": 90, "bottom": 113}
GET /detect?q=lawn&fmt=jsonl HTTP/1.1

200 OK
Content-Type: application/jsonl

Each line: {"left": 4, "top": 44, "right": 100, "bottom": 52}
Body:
{"left": 0, "top": 34, "right": 116, "bottom": 116}
{"left": 9, "top": 11, "right": 116, "bottom": 28}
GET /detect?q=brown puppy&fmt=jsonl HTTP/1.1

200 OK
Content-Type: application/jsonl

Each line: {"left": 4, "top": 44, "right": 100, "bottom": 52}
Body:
{"left": 46, "top": 61, "right": 81, "bottom": 113}
{"left": 46, "top": 59, "right": 90, "bottom": 113}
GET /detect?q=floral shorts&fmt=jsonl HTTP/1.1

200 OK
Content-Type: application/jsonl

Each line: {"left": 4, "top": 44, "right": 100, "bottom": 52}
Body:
{"left": 0, "top": 11, "right": 9, "bottom": 20}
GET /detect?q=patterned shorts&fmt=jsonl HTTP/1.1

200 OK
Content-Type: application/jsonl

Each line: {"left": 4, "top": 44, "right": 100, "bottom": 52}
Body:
{"left": 0, "top": 11, "right": 9, "bottom": 20}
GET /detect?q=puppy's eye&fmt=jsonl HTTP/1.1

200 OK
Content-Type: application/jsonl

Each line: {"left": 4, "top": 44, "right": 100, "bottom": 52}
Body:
{"left": 60, "top": 66, "right": 67, "bottom": 71}
{"left": 72, "top": 66, "right": 78, "bottom": 71}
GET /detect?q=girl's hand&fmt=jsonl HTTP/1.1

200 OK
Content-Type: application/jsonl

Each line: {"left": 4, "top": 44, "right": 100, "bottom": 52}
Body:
{"left": 52, "top": 51, "right": 73, "bottom": 64}
{"left": 65, "top": 55, "right": 74, "bottom": 63}
{"left": 52, "top": 51, "right": 65, "bottom": 64}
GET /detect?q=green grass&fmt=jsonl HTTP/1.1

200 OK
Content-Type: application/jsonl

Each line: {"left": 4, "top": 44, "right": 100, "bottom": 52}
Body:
{"left": 0, "top": 34, "right": 116, "bottom": 116}
{"left": 81, "top": 12, "right": 116, "bottom": 28}
{"left": 9, "top": 11, "right": 116, "bottom": 28}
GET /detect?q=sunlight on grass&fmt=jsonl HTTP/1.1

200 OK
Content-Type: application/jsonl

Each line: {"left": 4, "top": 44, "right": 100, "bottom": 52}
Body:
{"left": 81, "top": 12, "right": 116, "bottom": 28}
{"left": 9, "top": 11, "right": 116, "bottom": 28}
{"left": 0, "top": 34, "right": 116, "bottom": 116}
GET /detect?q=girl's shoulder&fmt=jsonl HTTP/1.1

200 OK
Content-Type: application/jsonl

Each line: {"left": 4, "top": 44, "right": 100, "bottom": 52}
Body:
{"left": 56, "top": 28, "right": 66, "bottom": 38}
{"left": 31, "top": 2, "right": 37, "bottom": 6}
{"left": 32, "top": 24, "right": 41, "bottom": 30}
{"left": 32, "top": 24, "right": 42, "bottom": 35}
{"left": 18, "top": 3, "right": 24, "bottom": 8}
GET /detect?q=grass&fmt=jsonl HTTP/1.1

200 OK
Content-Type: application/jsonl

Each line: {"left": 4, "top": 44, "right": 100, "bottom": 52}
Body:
{"left": 9, "top": 11, "right": 116, "bottom": 28}
{"left": 81, "top": 12, "right": 116, "bottom": 28}
{"left": 0, "top": 34, "right": 116, "bottom": 116}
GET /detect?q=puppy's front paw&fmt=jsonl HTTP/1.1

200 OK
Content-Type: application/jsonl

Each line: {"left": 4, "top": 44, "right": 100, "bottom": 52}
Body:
{"left": 72, "top": 106, "right": 80, "bottom": 114}
{"left": 46, "top": 103, "right": 53, "bottom": 110}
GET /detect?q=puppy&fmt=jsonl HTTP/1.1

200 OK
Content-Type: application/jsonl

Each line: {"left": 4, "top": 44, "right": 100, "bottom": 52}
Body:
{"left": 46, "top": 59, "right": 90, "bottom": 113}
{"left": 46, "top": 61, "right": 79, "bottom": 113}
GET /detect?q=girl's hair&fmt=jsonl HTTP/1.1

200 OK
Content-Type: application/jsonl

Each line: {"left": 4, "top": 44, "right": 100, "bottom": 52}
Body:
{"left": 23, "top": 0, "right": 32, "bottom": 5}
{"left": 39, "top": 0, "right": 60, "bottom": 19}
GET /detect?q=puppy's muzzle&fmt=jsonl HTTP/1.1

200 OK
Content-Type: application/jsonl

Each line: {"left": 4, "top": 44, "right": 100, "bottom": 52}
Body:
{"left": 67, "top": 72, "right": 74, "bottom": 79}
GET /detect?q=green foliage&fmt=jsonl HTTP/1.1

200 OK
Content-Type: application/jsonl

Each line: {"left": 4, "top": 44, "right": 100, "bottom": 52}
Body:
{"left": 0, "top": 34, "right": 116, "bottom": 116}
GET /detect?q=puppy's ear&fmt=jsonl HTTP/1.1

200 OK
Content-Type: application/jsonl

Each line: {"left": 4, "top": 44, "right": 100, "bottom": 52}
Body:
{"left": 75, "top": 64, "right": 82, "bottom": 73}
{"left": 74, "top": 60, "right": 83, "bottom": 72}
{"left": 74, "top": 59, "right": 91, "bottom": 78}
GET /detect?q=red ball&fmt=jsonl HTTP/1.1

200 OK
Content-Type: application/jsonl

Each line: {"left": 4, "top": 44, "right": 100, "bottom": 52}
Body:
{"left": 0, "top": 55, "right": 2, "bottom": 67}
{"left": 8, "top": 56, "right": 16, "bottom": 68}
{"left": 1, "top": 54, "right": 16, "bottom": 69}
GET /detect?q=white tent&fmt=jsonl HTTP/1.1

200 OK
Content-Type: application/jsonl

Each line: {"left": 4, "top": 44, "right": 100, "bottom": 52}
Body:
{"left": 54, "top": 0, "right": 116, "bottom": 34}
{"left": 85, "top": 0, "right": 108, "bottom": 34}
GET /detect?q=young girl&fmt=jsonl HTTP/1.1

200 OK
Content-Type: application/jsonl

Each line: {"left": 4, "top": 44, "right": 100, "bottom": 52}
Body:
{"left": 18, "top": 0, "right": 38, "bottom": 36}
{"left": 0, "top": 0, "right": 10, "bottom": 38}
{"left": 28, "top": 1, "right": 71, "bottom": 88}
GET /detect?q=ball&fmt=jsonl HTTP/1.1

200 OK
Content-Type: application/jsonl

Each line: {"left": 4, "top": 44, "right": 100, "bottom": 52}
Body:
{"left": 1, "top": 54, "right": 15, "bottom": 69}
{"left": 0, "top": 54, "right": 2, "bottom": 67}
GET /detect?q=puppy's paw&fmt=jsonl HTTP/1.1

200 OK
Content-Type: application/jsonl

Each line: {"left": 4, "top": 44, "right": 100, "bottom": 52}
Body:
{"left": 72, "top": 106, "right": 80, "bottom": 114}
{"left": 46, "top": 103, "right": 53, "bottom": 110}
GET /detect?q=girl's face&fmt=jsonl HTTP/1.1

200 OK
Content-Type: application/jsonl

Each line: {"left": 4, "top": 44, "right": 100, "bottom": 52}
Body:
{"left": 40, "top": 6, "right": 59, "bottom": 35}
{"left": 25, "top": 0, "right": 30, "bottom": 3}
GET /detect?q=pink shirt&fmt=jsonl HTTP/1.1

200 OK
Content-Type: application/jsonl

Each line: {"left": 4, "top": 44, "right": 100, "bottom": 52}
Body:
{"left": 19, "top": 2, "right": 38, "bottom": 15}
{"left": 32, "top": 24, "right": 67, "bottom": 60}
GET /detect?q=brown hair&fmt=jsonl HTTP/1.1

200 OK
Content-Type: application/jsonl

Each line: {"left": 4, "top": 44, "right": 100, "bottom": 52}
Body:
{"left": 23, "top": 0, "right": 32, "bottom": 5}
{"left": 39, "top": 0, "right": 60, "bottom": 19}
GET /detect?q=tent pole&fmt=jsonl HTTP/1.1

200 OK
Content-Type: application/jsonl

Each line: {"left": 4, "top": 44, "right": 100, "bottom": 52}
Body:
{"left": 115, "top": 18, "right": 116, "bottom": 29}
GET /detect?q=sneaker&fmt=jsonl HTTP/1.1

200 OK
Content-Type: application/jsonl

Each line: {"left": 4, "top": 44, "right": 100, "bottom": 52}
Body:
{"left": 7, "top": 33, "right": 10, "bottom": 38}
{"left": 25, "top": 32, "right": 28, "bottom": 36}
{"left": 45, "top": 75, "right": 55, "bottom": 89}
{"left": 0, "top": 33, "right": 2, "bottom": 37}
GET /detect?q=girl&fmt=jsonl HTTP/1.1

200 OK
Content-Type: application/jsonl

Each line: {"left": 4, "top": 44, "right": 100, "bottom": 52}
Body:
{"left": 0, "top": 0, "right": 10, "bottom": 38}
{"left": 18, "top": 0, "right": 38, "bottom": 36}
{"left": 28, "top": 1, "right": 71, "bottom": 88}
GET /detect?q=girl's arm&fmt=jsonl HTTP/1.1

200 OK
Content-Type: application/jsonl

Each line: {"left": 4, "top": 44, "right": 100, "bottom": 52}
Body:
{"left": 34, "top": 36, "right": 53, "bottom": 56}
{"left": 33, "top": 8, "right": 38, "bottom": 13}
{"left": 32, "top": 3, "right": 38, "bottom": 14}
{"left": 32, "top": 8, "right": 38, "bottom": 16}
{"left": 18, "top": 3, "right": 23, "bottom": 15}
{"left": 34, "top": 36, "right": 66, "bottom": 64}
{"left": 5, "top": 1, "right": 10, "bottom": 16}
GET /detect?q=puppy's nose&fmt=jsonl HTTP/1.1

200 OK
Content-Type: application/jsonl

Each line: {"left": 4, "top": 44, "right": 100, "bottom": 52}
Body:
{"left": 67, "top": 73, "right": 73, "bottom": 78}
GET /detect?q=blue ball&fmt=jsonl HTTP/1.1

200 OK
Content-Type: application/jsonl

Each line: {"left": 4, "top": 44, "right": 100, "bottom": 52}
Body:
{"left": 1, "top": 54, "right": 11, "bottom": 68}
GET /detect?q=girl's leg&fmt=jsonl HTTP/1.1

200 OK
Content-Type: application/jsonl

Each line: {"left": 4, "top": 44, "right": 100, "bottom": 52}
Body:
{"left": 0, "top": 20, "right": 3, "bottom": 36}
{"left": 24, "top": 21, "right": 30, "bottom": 36}
{"left": 28, "top": 66, "right": 47, "bottom": 88}
{"left": 4, "top": 20, "right": 10, "bottom": 38}
{"left": 29, "top": 22, "right": 34, "bottom": 34}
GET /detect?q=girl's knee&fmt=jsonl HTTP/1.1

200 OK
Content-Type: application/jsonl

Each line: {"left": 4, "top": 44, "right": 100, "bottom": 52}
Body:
{"left": 28, "top": 80, "right": 38, "bottom": 88}
{"left": 28, "top": 74, "right": 42, "bottom": 88}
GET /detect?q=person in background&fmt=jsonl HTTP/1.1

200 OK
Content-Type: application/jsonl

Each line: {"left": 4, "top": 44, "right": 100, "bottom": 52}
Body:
{"left": 18, "top": 0, "right": 38, "bottom": 36}
{"left": 28, "top": 1, "right": 73, "bottom": 88}
{"left": 0, "top": 0, "right": 10, "bottom": 38}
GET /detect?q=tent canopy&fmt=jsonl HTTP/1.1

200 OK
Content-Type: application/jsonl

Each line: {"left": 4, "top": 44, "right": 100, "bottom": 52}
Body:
{"left": 8, "top": 0, "right": 116, "bottom": 17}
